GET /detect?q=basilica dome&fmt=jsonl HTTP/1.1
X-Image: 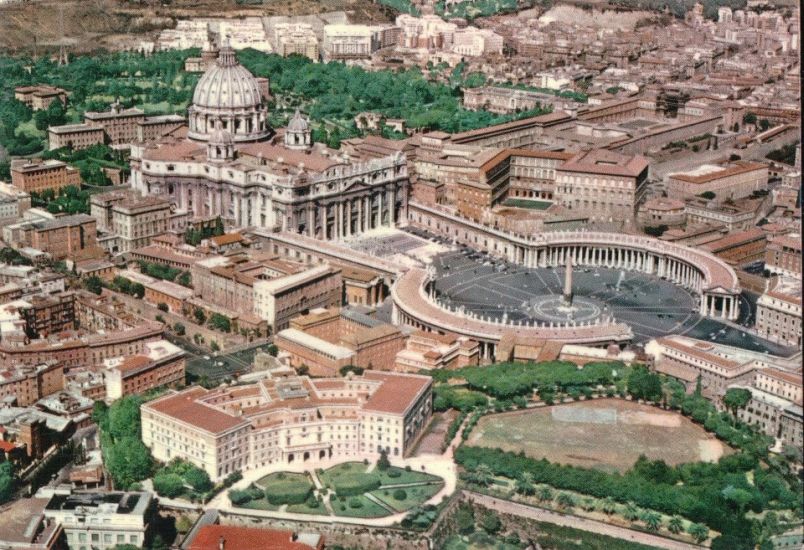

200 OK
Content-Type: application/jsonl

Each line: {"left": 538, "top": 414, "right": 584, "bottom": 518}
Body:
{"left": 187, "top": 40, "right": 271, "bottom": 143}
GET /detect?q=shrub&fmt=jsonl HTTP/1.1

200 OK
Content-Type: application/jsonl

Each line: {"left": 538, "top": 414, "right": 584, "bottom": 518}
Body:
{"left": 393, "top": 489, "right": 407, "bottom": 501}
{"left": 229, "top": 489, "right": 253, "bottom": 505}
{"left": 333, "top": 473, "right": 381, "bottom": 497}
{"left": 153, "top": 473, "right": 185, "bottom": 498}
{"left": 349, "top": 497, "right": 362, "bottom": 509}
{"left": 184, "top": 467, "right": 213, "bottom": 492}
{"left": 263, "top": 477, "right": 314, "bottom": 505}
{"left": 387, "top": 468, "right": 402, "bottom": 478}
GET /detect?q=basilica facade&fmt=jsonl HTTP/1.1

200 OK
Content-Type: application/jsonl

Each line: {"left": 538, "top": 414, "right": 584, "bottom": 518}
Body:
{"left": 130, "top": 41, "right": 407, "bottom": 238}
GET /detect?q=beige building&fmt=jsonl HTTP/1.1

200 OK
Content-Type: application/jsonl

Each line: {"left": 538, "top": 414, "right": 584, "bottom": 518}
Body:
{"left": 14, "top": 85, "right": 67, "bottom": 111}
{"left": 756, "top": 276, "right": 802, "bottom": 349}
{"left": 646, "top": 335, "right": 758, "bottom": 395}
{"left": 91, "top": 190, "right": 181, "bottom": 254}
{"left": 637, "top": 197, "right": 686, "bottom": 228}
{"left": 275, "top": 307, "right": 406, "bottom": 376}
{"left": 765, "top": 234, "right": 801, "bottom": 278}
{"left": 395, "top": 330, "right": 479, "bottom": 373}
{"left": 273, "top": 23, "right": 319, "bottom": 59}
{"left": 667, "top": 162, "right": 769, "bottom": 201}
{"left": 41, "top": 488, "right": 153, "bottom": 550}
{"left": 141, "top": 370, "right": 433, "bottom": 480}
{"left": 452, "top": 27, "right": 504, "bottom": 57}
{"left": 555, "top": 149, "right": 650, "bottom": 225}
{"left": 253, "top": 264, "right": 342, "bottom": 331}
{"left": 47, "top": 123, "right": 106, "bottom": 151}
{"left": 104, "top": 339, "right": 186, "bottom": 400}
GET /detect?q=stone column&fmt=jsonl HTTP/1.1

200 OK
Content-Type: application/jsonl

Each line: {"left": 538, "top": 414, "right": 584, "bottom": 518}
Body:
{"left": 357, "top": 197, "right": 363, "bottom": 234}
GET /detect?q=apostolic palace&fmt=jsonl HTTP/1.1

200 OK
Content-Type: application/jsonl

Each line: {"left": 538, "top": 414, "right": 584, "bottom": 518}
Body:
{"left": 130, "top": 40, "right": 408, "bottom": 237}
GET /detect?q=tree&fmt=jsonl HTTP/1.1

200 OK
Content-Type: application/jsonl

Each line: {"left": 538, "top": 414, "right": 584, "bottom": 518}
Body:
{"left": 184, "top": 466, "right": 212, "bottom": 492}
{"left": 537, "top": 486, "right": 553, "bottom": 503}
{"left": 173, "top": 322, "right": 185, "bottom": 336}
{"left": 157, "top": 302, "right": 169, "bottom": 312}
{"left": 668, "top": 516, "right": 684, "bottom": 534}
{"left": 177, "top": 271, "right": 192, "bottom": 287}
{"left": 515, "top": 472, "right": 535, "bottom": 496}
{"left": 193, "top": 308, "right": 207, "bottom": 325}
{"left": 153, "top": 472, "right": 185, "bottom": 498}
{"left": 393, "top": 488, "right": 407, "bottom": 501}
{"left": 687, "top": 523, "right": 709, "bottom": 543}
{"left": 698, "top": 191, "right": 716, "bottom": 200}
{"left": 454, "top": 503, "right": 475, "bottom": 535}
{"left": 556, "top": 492, "right": 575, "bottom": 510}
{"left": 481, "top": 512, "right": 501, "bottom": 534}
{"left": 473, "top": 464, "right": 493, "bottom": 487}
{"left": 131, "top": 283, "right": 145, "bottom": 299}
{"left": 105, "top": 437, "right": 153, "bottom": 489}
{"left": 266, "top": 344, "right": 279, "bottom": 357}
{"left": 601, "top": 497, "right": 617, "bottom": 515}
{"left": 83, "top": 275, "right": 103, "bottom": 295}
{"left": 641, "top": 511, "right": 661, "bottom": 531}
{"left": 627, "top": 365, "right": 662, "bottom": 402}
{"left": 742, "top": 112, "right": 757, "bottom": 125}
{"left": 208, "top": 313, "right": 231, "bottom": 333}
{"left": 0, "top": 462, "right": 14, "bottom": 505}
{"left": 377, "top": 449, "right": 391, "bottom": 471}
{"left": 723, "top": 388, "right": 751, "bottom": 417}
{"left": 210, "top": 340, "right": 220, "bottom": 352}
{"left": 623, "top": 502, "right": 641, "bottom": 521}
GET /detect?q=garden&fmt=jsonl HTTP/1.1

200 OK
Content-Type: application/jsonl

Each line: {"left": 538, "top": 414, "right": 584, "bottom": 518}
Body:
{"left": 228, "top": 454, "right": 445, "bottom": 519}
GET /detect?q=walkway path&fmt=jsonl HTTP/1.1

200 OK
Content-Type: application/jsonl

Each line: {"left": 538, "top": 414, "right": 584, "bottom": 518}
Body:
{"left": 463, "top": 492, "right": 704, "bottom": 550}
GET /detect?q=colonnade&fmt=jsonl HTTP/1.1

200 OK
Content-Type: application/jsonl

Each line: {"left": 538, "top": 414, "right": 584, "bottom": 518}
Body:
{"left": 304, "top": 187, "right": 398, "bottom": 240}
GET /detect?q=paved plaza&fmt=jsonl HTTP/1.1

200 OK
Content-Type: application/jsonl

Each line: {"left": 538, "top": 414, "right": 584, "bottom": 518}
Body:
{"left": 432, "top": 250, "right": 794, "bottom": 354}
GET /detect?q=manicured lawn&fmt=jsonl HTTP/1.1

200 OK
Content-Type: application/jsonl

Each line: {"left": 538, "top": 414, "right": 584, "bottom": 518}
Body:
{"left": 377, "top": 466, "right": 442, "bottom": 486}
{"left": 330, "top": 495, "right": 390, "bottom": 518}
{"left": 255, "top": 471, "right": 312, "bottom": 489}
{"left": 369, "top": 482, "right": 444, "bottom": 512}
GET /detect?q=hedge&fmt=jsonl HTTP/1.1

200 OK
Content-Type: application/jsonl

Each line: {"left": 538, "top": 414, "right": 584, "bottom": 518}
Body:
{"left": 333, "top": 474, "right": 381, "bottom": 497}
{"left": 264, "top": 481, "right": 314, "bottom": 505}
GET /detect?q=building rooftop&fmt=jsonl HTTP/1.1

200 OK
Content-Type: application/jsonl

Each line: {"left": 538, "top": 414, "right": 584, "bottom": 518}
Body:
{"left": 187, "top": 525, "right": 322, "bottom": 550}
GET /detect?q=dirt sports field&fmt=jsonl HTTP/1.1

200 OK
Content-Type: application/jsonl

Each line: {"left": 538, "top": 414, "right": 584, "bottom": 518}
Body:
{"left": 468, "top": 399, "right": 730, "bottom": 473}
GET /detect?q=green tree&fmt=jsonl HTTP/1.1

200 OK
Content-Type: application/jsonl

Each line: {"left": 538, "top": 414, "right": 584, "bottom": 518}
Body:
{"left": 377, "top": 449, "right": 391, "bottom": 471}
{"left": 668, "top": 516, "right": 684, "bottom": 534}
{"left": 173, "top": 322, "right": 185, "bottom": 336}
{"left": 687, "top": 523, "right": 709, "bottom": 543}
{"left": 83, "top": 275, "right": 104, "bottom": 295}
{"left": 601, "top": 497, "right": 617, "bottom": 515}
{"left": 210, "top": 340, "right": 220, "bottom": 352}
{"left": 105, "top": 437, "right": 153, "bottom": 489}
{"left": 556, "top": 492, "right": 575, "bottom": 510}
{"left": 627, "top": 365, "right": 662, "bottom": 402}
{"left": 208, "top": 313, "right": 231, "bottom": 333}
{"left": 153, "top": 472, "right": 185, "bottom": 498}
{"left": 537, "top": 486, "right": 553, "bottom": 503}
{"left": 131, "top": 283, "right": 145, "bottom": 299}
{"left": 266, "top": 344, "right": 279, "bottom": 357}
{"left": 194, "top": 308, "right": 206, "bottom": 325}
{"left": 157, "top": 302, "right": 169, "bottom": 312}
{"left": 481, "top": 511, "right": 501, "bottom": 534}
{"left": 0, "top": 462, "right": 14, "bottom": 504}
{"left": 184, "top": 467, "right": 212, "bottom": 492}
{"left": 454, "top": 503, "right": 475, "bottom": 535}
{"left": 642, "top": 511, "right": 661, "bottom": 531}
{"left": 723, "top": 388, "right": 751, "bottom": 417}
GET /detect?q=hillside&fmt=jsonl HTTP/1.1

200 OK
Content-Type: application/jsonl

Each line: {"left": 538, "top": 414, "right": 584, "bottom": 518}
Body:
{"left": 0, "top": 0, "right": 393, "bottom": 55}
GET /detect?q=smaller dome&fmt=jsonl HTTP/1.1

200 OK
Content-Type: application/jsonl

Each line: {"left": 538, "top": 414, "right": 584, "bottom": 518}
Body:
{"left": 287, "top": 109, "right": 309, "bottom": 133}
{"left": 209, "top": 124, "right": 234, "bottom": 146}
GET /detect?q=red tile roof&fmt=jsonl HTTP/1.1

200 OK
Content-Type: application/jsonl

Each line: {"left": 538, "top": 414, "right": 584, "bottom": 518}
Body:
{"left": 362, "top": 371, "right": 431, "bottom": 415}
{"left": 187, "top": 526, "right": 323, "bottom": 550}
{"left": 145, "top": 387, "right": 249, "bottom": 435}
{"left": 558, "top": 149, "right": 649, "bottom": 178}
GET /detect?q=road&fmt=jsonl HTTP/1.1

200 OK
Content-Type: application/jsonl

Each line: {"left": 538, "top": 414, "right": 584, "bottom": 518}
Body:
{"left": 463, "top": 492, "right": 705, "bottom": 550}
{"left": 166, "top": 334, "right": 273, "bottom": 383}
